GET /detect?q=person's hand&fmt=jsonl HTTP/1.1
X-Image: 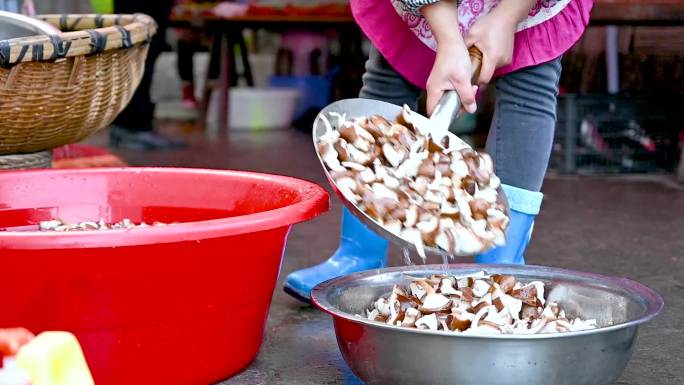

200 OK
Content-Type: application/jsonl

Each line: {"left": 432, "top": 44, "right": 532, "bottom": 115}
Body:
{"left": 0, "top": 328, "right": 34, "bottom": 356}
{"left": 464, "top": 11, "right": 518, "bottom": 85}
{"left": 426, "top": 38, "right": 478, "bottom": 116}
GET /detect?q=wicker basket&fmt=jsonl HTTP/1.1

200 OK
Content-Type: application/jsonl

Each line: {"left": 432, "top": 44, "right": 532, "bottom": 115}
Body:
{"left": 0, "top": 13, "right": 157, "bottom": 155}
{"left": 0, "top": 150, "right": 52, "bottom": 169}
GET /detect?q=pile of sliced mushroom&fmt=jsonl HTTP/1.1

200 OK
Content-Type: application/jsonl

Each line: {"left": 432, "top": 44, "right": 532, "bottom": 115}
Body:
{"left": 317, "top": 106, "right": 508, "bottom": 257}
{"left": 38, "top": 219, "right": 169, "bottom": 232}
{"left": 364, "top": 272, "right": 598, "bottom": 335}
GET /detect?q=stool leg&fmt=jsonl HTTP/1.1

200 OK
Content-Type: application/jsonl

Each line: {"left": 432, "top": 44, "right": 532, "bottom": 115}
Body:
{"left": 199, "top": 31, "right": 223, "bottom": 131}
{"left": 237, "top": 30, "right": 254, "bottom": 87}
{"left": 227, "top": 32, "right": 238, "bottom": 87}
{"left": 219, "top": 31, "right": 231, "bottom": 131}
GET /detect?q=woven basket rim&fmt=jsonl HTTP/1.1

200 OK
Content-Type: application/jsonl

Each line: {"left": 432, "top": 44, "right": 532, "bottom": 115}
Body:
{"left": 0, "top": 151, "right": 52, "bottom": 170}
{"left": 0, "top": 13, "right": 157, "bottom": 66}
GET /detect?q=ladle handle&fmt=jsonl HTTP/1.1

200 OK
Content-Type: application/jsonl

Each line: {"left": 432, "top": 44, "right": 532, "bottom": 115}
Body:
{"left": 430, "top": 47, "right": 483, "bottom": 129}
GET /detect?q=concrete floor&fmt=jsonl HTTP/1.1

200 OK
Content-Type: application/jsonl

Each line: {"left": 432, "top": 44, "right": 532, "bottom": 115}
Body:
{"left": 115, "top": 124, "right": 683, "bottom": 385}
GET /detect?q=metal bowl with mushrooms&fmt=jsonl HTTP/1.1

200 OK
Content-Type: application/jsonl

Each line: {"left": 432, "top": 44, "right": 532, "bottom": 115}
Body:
{"left": 312, "top": 264, "right": 663, "bottom": 385}
{"left": 315, "top": 104, "right": 508, "bottom": 259}
{"left": 364, "top": 271, "right": 598, "bottom": 335}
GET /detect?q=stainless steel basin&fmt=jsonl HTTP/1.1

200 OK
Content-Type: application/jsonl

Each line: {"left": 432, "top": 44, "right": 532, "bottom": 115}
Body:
{"left": 312, "top": 264, "right": 663, "bottom": 385}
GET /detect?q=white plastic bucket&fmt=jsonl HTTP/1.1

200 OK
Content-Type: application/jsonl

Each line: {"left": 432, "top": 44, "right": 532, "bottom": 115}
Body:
{"left": 208, "top": 87, "right": 301, "bottom": 130}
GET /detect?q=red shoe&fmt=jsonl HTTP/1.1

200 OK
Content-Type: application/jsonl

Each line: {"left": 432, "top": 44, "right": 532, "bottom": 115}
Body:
{"left": 182, "top": 84, "right": 198, "bottom": 109}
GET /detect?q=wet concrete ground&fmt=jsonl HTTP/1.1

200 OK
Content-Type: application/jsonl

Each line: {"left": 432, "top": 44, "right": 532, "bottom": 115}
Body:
{"left": 116, "top": 125, "right": 683, "bottom": 385}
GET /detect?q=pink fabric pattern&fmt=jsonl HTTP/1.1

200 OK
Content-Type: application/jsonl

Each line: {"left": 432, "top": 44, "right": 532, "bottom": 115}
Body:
{"left": 351, "top": 0, "right": 594, "bottom": 88}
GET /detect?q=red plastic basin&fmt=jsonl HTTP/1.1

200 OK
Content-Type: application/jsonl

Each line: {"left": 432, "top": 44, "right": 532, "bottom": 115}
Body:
{"left": 0, "top": 168, "right": 329, "bottom": 385}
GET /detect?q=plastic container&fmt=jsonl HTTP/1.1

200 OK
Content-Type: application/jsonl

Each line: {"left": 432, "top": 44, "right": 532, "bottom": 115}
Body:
{"left": 0, "top": 168, "right": 329, "bottom": 385}
{"left": 269, "top": 74, "right": 334, "bottom": 120}
{"left": 208, "top": 87, "right": 301, "bottom": 130}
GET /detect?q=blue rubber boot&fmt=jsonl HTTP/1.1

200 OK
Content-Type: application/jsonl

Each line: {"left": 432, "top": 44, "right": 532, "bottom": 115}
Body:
{"left": 475, "top": 184, "right": 543, "bottom": 265}
{"left": 284, "top": 207, "right": 389, "bottom": 303}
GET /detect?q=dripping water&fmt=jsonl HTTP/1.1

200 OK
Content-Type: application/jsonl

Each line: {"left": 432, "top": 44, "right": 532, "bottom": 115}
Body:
{"left": 401, "top": 248, "right": 414, "bottom": 266}
{"left": 439, "top": 252, "right": 451, "bottom": 274}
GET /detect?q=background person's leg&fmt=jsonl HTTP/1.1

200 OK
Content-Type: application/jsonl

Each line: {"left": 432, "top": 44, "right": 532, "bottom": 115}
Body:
{"left": 177, "top": 37, "right": 199, "bottom": 108}
{"left": 284, "top": 46, "right": 421, "bottom": 302}
{"left": 110, "top": 0, "right": 185, "bottom": 150}
{"left": 476, "top": 57, "right": 562, "bottom": 264}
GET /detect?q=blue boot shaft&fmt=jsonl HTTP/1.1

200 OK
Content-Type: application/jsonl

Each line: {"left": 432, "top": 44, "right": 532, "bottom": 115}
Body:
{"left": 283, "top": 207, "right": 389, "bottom": 302}
{"left": 475, "top": 184, "right": 543, "bottom": 265}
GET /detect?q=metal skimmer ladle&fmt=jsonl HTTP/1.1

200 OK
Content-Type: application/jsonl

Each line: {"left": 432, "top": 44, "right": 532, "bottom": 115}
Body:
{"left": 313, "top": 47, "right": 509, "bottom": 258}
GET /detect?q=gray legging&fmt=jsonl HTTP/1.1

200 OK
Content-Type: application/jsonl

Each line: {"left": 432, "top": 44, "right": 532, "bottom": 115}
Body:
{"left": 359, "top": 46, "right": 561, "bottom": 192}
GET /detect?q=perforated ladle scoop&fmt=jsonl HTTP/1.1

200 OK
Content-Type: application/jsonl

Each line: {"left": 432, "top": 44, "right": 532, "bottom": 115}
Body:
{"left": 313, "top": 47, "right": 509, "bottom": 258}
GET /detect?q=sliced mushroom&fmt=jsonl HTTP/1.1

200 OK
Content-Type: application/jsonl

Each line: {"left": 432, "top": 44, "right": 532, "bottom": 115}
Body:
{"left": 521, "top": 304, "right": 542, "bottom": 320}
{"left": 460, "top": 175, "right": 478, "bottom": 196}
{"left": 469, "top": 198, "right": 490, "bottom": 220}
{"left": 366, "top": 308, "right": 380, "bottom": 321}
{"left": 446, "top": 309, "right": 473, "bottom": 331}
{"left": 386, "top": 295, "right": 401, "bottom": 325}
{"left": 369, "top": 115, "right": 392, "bottom": 134}
{"left": 417, "top": 159, "right": 436, "bottom": 178}
{"left": 358, "top": 167, "right": 376, "bottom": 184}
{"left": 541, "top": 304, "right": 560, "bottom": 321}
{"left": 404, "top": 205, "right": 419, "bottom": 228}
{"left": 382, "top": 143, "right": 407, "bottom": 168}
{"left": 415, "top": 313, "right": 439, "bottom": 331}
{"left": 529, "top": 281, "right": 546, "bottom": 306}
{"left": 409, "top": 281, "right": 428, "bottom": 301}
{"left": 346, "top": 143, "right": 372, "bottom": 165}
{"left": 470, "top": 305, "right": 497, "bottom": 329}
{"left": 371, "top": 183, "right": 399, "bottom": 202}
{"left": 319, "top": 142, "right": 346, "bottom": 172}
{"left": 474, "top": 186, "right": 498, "bottom": 204}
{"left": 401, "top": 227, "right": 426, "bottom": 260}
{"left": 513, "top": 317, "right": 547, "bottom": 335}
{"left": 419, "top": 293, "right": 451, "bottom": 313}
{"left": 335, "top": 177, "right": 361, "bottom": 204}
{"left": 512, "top": 283, "right": 543, "bottom": 307}
{"left": 411, "top": 176, "right": 430, "bottom": 196}
{"left": 491, "top": 274, "right": 517, "bottom": 294}
{"left": 440, "top": 278, "right": 461, "bottom": 296}
{"left": 570, "top": 318, "right": 598, "bottom": 331}
{"left": 448, "top": 225, "right": 486, "bottom": 255}
{"left": 338, "top": 121, "right": 373, "bottom": 151}
{"left": 401, "top": 307, "right": 422, "bottom": 328}
{"left": 416, "top": 216, "right": 440, "bottom": 244}
{"left": 383, "top": 174, "right": 400, "bottom": 190}
{"left": 463, "top": 324, "right": 502, "bottom": 335}
{"left": 384, "top": 219, "right": 403, "bottom": 236}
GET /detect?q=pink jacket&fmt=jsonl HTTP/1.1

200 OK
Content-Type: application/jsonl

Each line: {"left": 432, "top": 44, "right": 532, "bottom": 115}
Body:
{"left": 351, "top": 0, "right": 594, "bottom": 88}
